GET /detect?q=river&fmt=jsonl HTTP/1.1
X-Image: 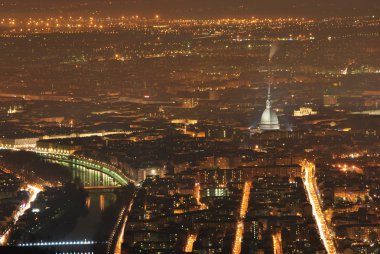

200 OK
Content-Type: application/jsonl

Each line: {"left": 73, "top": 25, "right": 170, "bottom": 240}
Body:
{"left": 8, "top": 159, "right": 131, "bottom": 254}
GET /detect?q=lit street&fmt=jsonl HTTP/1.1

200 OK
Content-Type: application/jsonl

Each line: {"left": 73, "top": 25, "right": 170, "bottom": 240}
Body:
{"left": 0, "top": 1, "right": 377, "bottom": 253}
{"left": 0, "top": 184, "right": 43, "bottom": 245}
{"left": 302, "top": 160, "right": 337, "bottom": 254}
{"left": 233, "top": 181, "right": 251, "bottom": 254}
{"left": 272, "top": 230, "right": 283, "bottom": 254}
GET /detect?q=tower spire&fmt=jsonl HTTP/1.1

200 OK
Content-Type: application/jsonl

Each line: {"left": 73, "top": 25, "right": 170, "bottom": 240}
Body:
{"left": 266, "top": 83, "right": 271, "bottom": 109}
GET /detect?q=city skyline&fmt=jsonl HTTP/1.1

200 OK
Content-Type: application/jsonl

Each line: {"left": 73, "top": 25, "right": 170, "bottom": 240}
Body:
{"left": 0, "top": 0, "right": 378, "bottom": 18}
{"left": 0, "top": 1, "right": 379, "bottom": 254}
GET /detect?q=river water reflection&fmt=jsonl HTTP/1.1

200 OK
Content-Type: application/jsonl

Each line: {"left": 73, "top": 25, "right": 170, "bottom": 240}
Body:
{"left": 16, "top": 160, "right": 124, "bottom": 253}
{"left": 54, "top": 163, "right": 122, "bottom": 249}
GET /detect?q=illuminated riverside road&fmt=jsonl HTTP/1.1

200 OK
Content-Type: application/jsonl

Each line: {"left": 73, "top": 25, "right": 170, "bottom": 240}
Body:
{"left": 107, "top": 205, "right": 127, "bottom": 254}
{"left": 38, "top": 152, "right": 134, "bottom": 186}
{"left": 232, "top": 181, "right": 251, "bottom": 254}
{"left": 0, "top": 146, "right": 134, "bottom": 186}
{"left": 301, "top": 160, "right": 337, "bottom": 254}
{"left": 113, "top": 192, "right": 136, "bottom": 254}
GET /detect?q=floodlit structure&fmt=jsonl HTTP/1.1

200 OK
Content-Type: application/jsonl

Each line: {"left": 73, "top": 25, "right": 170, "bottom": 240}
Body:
{"left": 260, "top": 84, "right": 280, "bottom": 130}
{"left": 293, "top": 107, "right": 318, "bottom": 117}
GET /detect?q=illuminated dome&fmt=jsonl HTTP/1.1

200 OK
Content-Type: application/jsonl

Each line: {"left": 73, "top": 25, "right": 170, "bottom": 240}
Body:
{"left": 260, "top": 85, "right": 280, "bottom": 130}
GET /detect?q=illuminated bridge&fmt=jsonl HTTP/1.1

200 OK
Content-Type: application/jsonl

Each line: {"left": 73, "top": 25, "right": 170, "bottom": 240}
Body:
{"left": 18, "top": 240, "right": 97, "bottom": 247}
{"left": 17, "top": 240, "right": 103, "bottom": 254}
{"left": 36, "top": 152, "right": 134, "bottom": 186}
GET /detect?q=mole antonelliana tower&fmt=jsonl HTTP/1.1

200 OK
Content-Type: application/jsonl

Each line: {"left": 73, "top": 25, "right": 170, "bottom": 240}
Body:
{"left": 259, "top": 84, "right": 280, "bottom": 130}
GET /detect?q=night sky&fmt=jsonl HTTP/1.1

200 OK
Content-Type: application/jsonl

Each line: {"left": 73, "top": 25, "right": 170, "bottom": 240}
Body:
{"left": 0, "top": 0, "right": 378, "bottom": 18}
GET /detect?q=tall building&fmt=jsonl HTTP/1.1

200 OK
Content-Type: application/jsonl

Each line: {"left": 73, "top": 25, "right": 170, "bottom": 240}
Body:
{"left": 260, "top": 85, "right": 280, "bottom": 130}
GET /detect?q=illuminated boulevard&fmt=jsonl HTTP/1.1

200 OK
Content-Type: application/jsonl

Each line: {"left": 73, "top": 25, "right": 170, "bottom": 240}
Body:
{"left": 232, "top": 181, "right": 251, "bottom": 254}
{"left": 272, "top": 230, "right": 283, "bottom": 254}
{"left": 0, "top": 184, "right": 43, "bottom": 245}
{"left": 184, "top": 234, "right": 197, "bottom": 253}
{"left": 301, "top": 160, "right": 337, "bottom": 254}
